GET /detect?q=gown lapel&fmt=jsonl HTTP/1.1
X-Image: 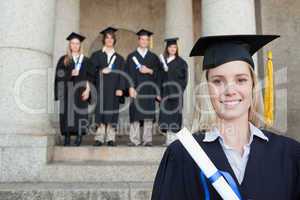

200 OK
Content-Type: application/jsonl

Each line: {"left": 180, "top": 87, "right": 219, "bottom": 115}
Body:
{"left": 135, "top": 50, "right": 148, "bottom": 65}
{"left": 240, "top": 137, "right": 266, "bottom": 197}
{"left": 201, "top": 140, "right": 240, "bottom": 185}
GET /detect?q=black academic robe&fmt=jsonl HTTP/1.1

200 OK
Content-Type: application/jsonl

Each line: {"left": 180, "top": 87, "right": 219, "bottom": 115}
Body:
{"left": 90, "top": 50, "right": 125, "bottom": 125}
{"left": 152, "top": 130, "right": 300, "bottom": 200}
{"left": 158, "top": 56, "right": 188, "bottom": 133}
{"left": 126, "top": 50, "right": 162, "bottom": 123}
{"left": 54, "top": 55, "right": 91, "bottom": 135}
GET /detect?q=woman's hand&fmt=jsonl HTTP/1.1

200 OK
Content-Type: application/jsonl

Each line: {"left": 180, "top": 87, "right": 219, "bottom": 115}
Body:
{"left": 81, "top": 82, "right": 90, "bottom": 101}
{"left": 81, "top": 89, "right": 90, "bottom": 101}
{"left": 102, "top": 67, "right": 111, "bottom": 74}
{"left": 115, "top": 90, "right": 123, "bottom": 96}
{"left": 72, "top": 69, "right": 79, "bottom": 76}
{"left": 156, "top": 96, "right": 161, "bottom": 102}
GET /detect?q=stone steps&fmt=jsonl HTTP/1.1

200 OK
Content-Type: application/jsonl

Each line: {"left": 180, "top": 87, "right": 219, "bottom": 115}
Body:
{"left": 31, "top": 146, "right": 165, "bottom": 184}
{"left": 0, "top": 143, "right": 165, "bottom": 199}
{"left": 40, "top": 160, "right": 160, "bottom": 183}
{"left": 52, "top": 146, "right": 166, "bottom": 162}
{"left": 0, "top": 182, "right": 153, "bottom": 200}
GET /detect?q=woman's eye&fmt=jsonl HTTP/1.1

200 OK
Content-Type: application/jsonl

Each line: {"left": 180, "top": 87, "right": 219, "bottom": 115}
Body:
{"left": 237, "top": 78, "right": 248, "bottom": 83}
{"left": 212, "top": 79, "right": 222, "bottom": 85}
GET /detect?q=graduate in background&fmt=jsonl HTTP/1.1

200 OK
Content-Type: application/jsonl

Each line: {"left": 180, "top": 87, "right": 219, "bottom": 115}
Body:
{"left": 158, "top": 38, "right": 188, "bottom": 146}
{"left": 152, "top": 35, "right": 300, "bottom": 199}
{"left": 54, "top": 32, "right": 91, "bottom": 146}
{"left": 126, "top": 29, "right": 162, "bottom": 147}
{"left": 90, "top": 27, "right": 126, "bottom": 147}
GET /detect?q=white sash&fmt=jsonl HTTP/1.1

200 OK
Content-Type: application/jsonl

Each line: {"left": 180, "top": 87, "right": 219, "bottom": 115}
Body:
{"left": 73, "top": 54, "right": 84, "bottom": 71}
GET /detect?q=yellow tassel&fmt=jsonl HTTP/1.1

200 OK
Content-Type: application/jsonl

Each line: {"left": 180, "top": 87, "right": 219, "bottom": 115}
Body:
{"left": 177, "top": 40, "right": 180, "bottom": 55}
{"left": 150, "top": 36, "right": 153, "bottom": 49}
{"left": 264, "top": 50, "right": 274, "bottom": 127}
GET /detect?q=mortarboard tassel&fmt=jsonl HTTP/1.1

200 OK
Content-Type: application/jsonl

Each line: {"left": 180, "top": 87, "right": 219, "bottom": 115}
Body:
{"left": 177, "top": 40, "right": 180, "bottom": 55}
{"left": 264, "top": 50, "right": 274, "bottom": 127}
{"left": 150, "top": 36, "right": 153, "bottom": 49}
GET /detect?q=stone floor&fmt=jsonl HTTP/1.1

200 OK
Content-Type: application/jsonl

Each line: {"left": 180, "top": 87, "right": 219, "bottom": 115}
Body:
{"left": 0, "top": 182, "right": 153, "bottom": 200}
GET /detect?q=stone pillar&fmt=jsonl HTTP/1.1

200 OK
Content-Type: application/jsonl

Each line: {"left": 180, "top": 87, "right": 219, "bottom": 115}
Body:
{"left": 202, "top": 0, "right": 256, "bottom": 36}
{"left": 0, "top": 0, "right": 56, "bottom": 134}
{"left": 165, "top": 0, "right": 195, "bottom": 128}
{"left": 0, "top": 0, "right": 56, "bottom": 181}
{"left": 53, "top": 0, "right": 81, "bottom": 67}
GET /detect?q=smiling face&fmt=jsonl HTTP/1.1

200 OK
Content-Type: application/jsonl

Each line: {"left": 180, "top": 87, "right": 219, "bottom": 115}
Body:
{"left": 207, "top": 61, "right": 253, "bottom": 121}
{"left": 167, "top": 44, "right": 178, "bottom": 56}
{"left": 69, "top": 38, "right": 81, "bottom": 53}
{"left": 104, "top": 33, "right": 115, "bottom": 48}
{"left": 138, "top": 35, "right": 150, "bottom": 48}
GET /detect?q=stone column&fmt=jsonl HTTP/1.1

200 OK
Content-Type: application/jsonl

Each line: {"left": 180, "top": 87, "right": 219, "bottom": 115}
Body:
{"left": 202, "top": 0, "right": 256, "bottom": 36}
{"left": 53, "top": 0, "right": 81, "bottom": 67}
{"left": 0, "top": 0, "right": 56, "bottom": 134}
{"left": 165, "top": 0, "right": 195, "bottom": 127}
{"left": 0, "top": 0, "right": 56, "bottom": 182}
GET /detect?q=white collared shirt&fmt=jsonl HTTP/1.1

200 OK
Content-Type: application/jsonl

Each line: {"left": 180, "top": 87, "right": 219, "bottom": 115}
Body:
{"left": 72, "top": 54, "right": 80, "bottom": 63}
{"left": 102, "top": 47, "right": 115, "bottom": 63}
{"left": 203, "top": 123, "right": 269, "bottom": 184}
{"left": 137, "top": 47, "right": 148, "bottom": 58}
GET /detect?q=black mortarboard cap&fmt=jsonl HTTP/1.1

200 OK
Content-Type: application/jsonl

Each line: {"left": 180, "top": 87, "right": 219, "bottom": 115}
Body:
{"left": 66, "top": 32, "right": 86, "bottom": 42}
{"left": 189, "top": 35, "right": 280, "bottom": 70}
{"left": 164, "top": 37, "right": 179, "bottom": 46}
{"left": 100, "top": 27, "right": 118, "bottom": 35}
{"left": 136, "top": 29, "right": 154, "bottom": 36}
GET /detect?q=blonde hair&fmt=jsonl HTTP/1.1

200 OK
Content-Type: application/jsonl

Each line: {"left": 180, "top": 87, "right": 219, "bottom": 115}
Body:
{"left": 64, "top": 40, "right": 83, "bottom": 66}
{"left": 191, "top": 65, "right": 262, "bottom": 133}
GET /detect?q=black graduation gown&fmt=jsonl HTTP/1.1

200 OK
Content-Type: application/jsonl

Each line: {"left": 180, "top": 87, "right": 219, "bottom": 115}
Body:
{"left": 126, "top": 50, "right": 162, "bottom": 123}
{"left": 54, "top": 55, "right": 91, "bottom": 135}
{"left": 90, "top": 50, "right": 125, "bottom": 125}
{"left": 158, "top": 56, "right": 188, "bottom": 133}
{"left": 151, "top": 130, "right": 300, "bottom": 200}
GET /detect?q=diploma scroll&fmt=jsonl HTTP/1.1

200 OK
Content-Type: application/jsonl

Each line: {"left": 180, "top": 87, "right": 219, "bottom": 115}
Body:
{"left": 108, "top": 55, "right": 116, "bottom": 69}
{"left": 176, "top": 127, "right": 241, "bottom": 200}
{"left": 132, "top": 56, "right": 142, "bottom": 69}
{"left": 159, "top": 54, "right": 168, "bottom": 72}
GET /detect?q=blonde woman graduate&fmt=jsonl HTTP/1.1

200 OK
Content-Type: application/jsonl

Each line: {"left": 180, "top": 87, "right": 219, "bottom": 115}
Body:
{"left": 54, "top": 32, "right": 91, "bottom": 146}
{"left": 151, "top": 35, "right": 300, "bottom": 200}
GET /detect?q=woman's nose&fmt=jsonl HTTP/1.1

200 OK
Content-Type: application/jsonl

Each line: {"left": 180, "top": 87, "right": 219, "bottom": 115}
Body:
{"left": 224, "top": 83, "right": 237, "bottom": 96}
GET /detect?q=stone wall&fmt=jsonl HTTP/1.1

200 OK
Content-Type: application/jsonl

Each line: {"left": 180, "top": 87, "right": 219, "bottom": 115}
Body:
{"left": 80, "top": 0, "right": 166, "bottom": 57}
{"left": 258, "top": 0, "right": 300, "bottom": 140}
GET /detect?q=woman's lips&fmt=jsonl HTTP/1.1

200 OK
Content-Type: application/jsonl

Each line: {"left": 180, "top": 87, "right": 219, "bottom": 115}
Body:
{"left": 220, "top": 99, "right": 242, "bottom": 108}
